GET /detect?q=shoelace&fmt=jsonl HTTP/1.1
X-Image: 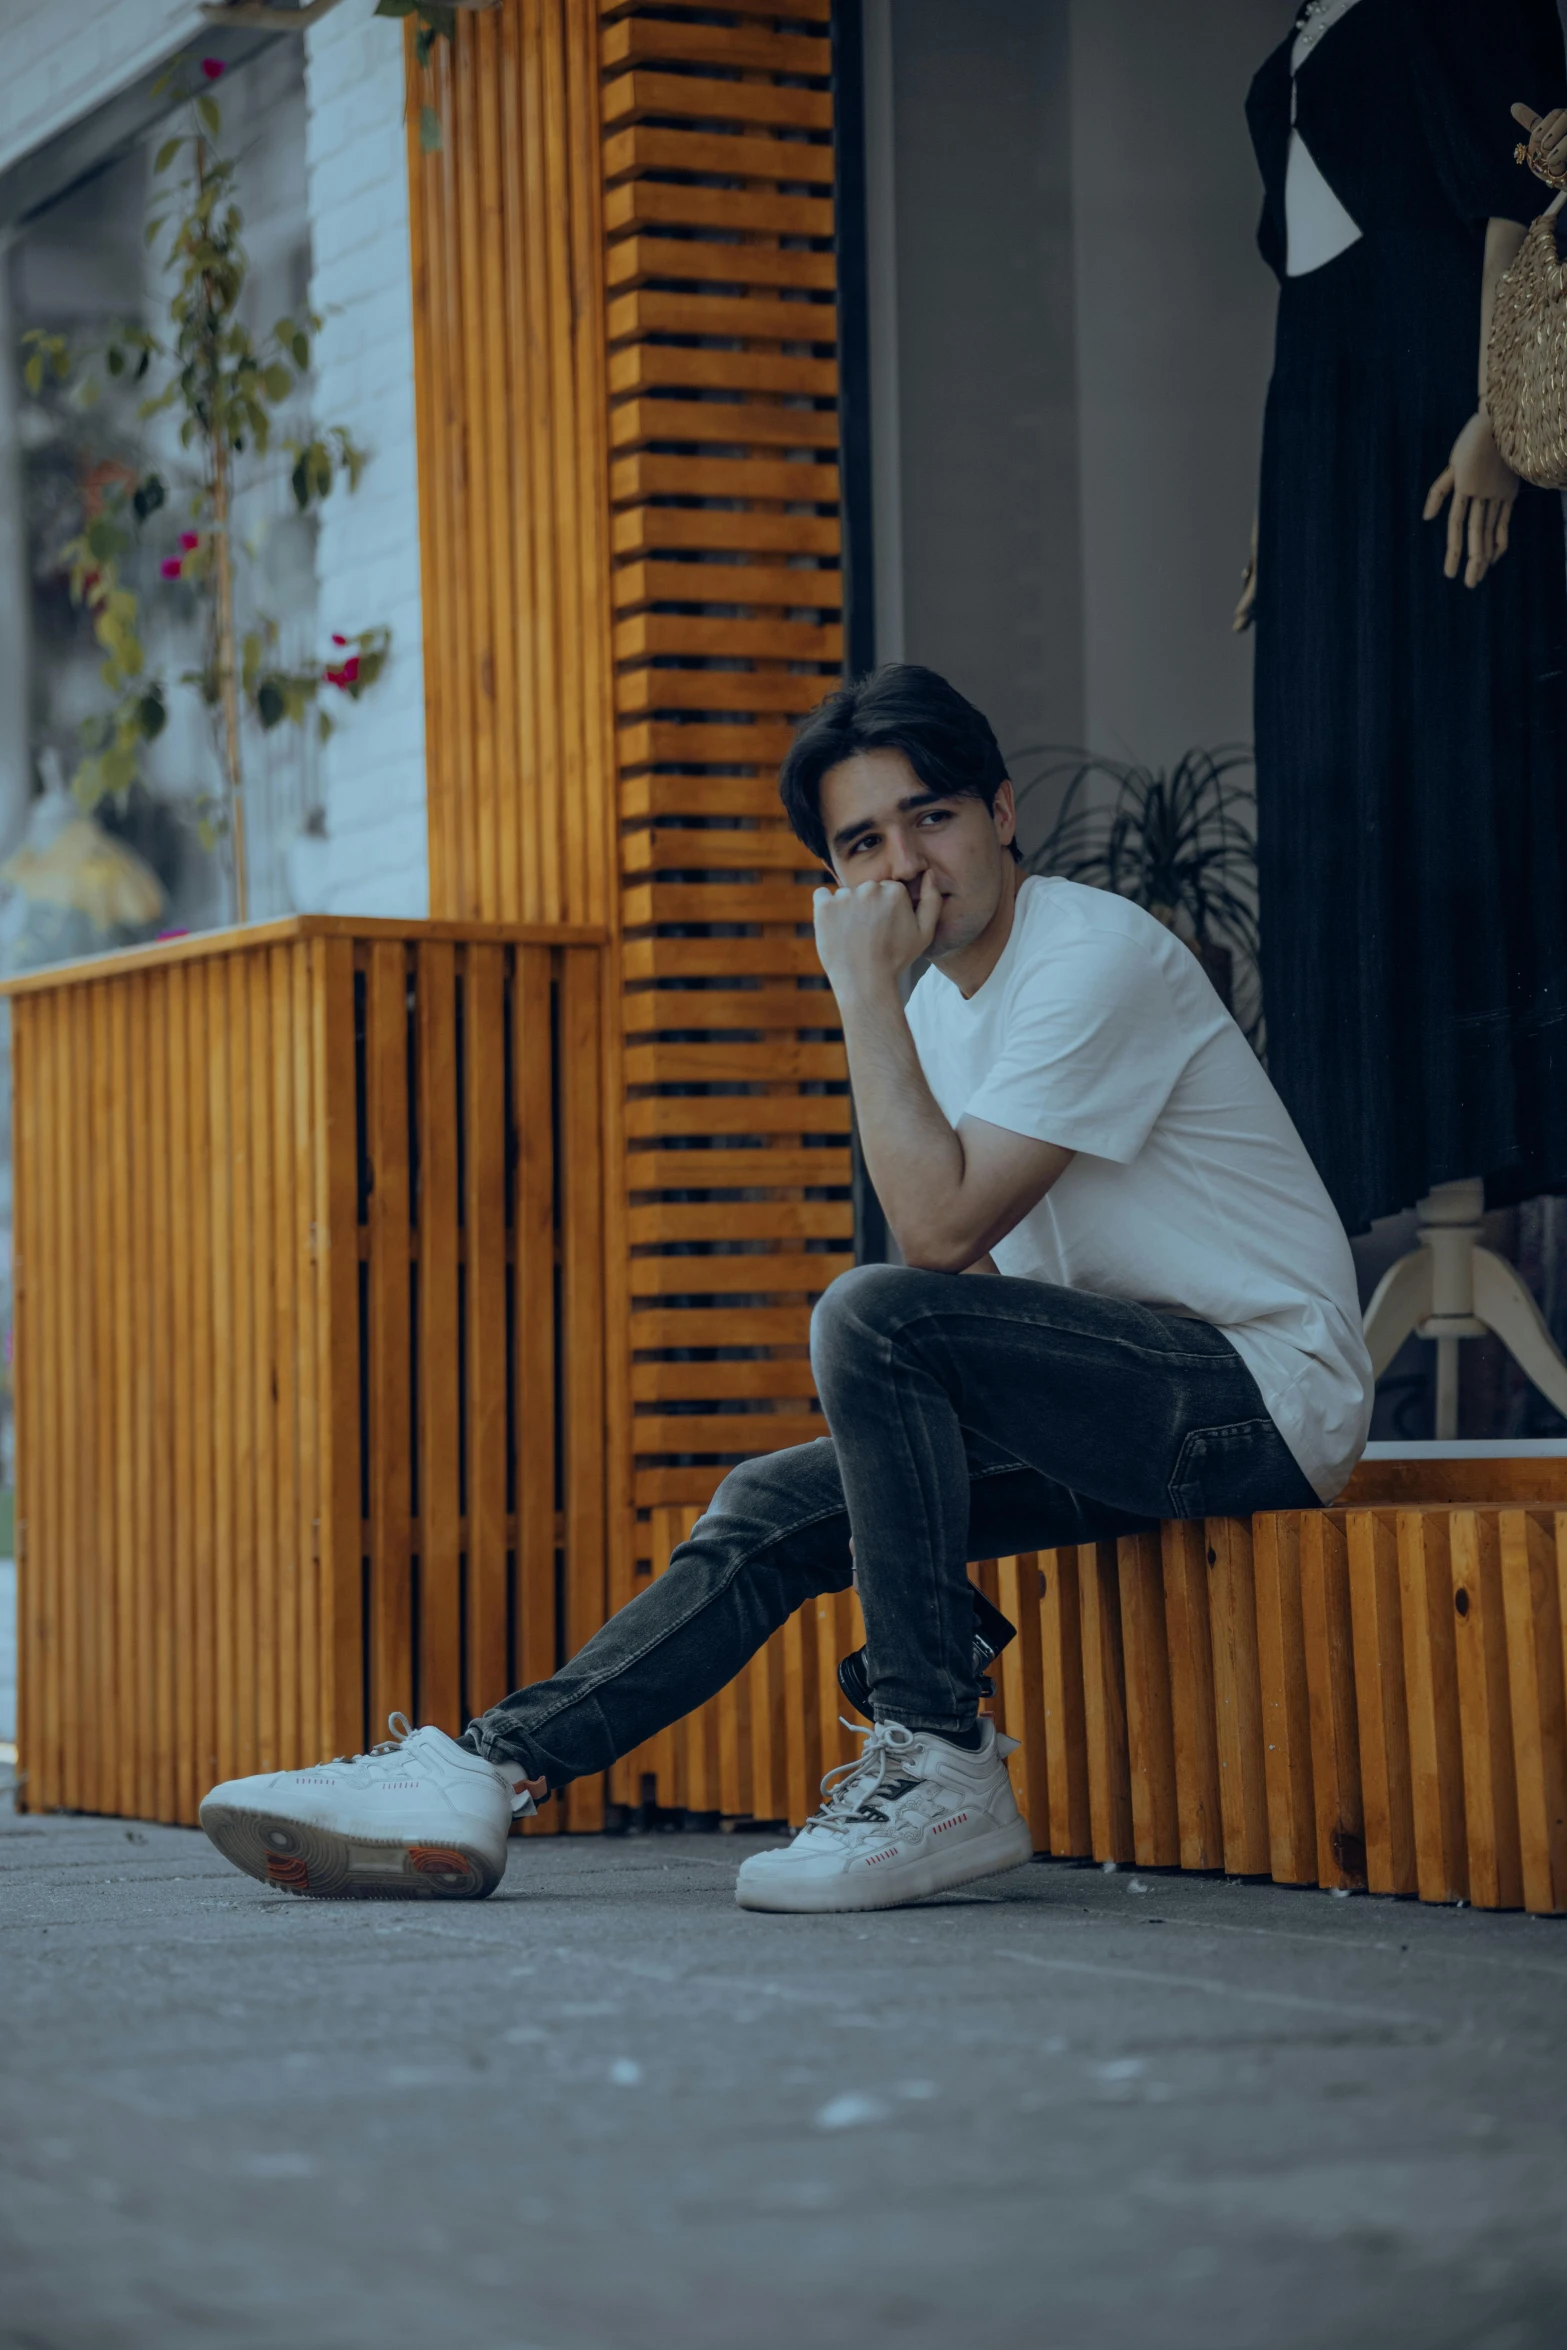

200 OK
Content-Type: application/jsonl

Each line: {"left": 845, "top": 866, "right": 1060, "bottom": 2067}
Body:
{"left": 320, "top": 1712, "right": 425, "bottom": 1778}
{"left": 806, "top": 1719, "right": 926, "bottom": 1838}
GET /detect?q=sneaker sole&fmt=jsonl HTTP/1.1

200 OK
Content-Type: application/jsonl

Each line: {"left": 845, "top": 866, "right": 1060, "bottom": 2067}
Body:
{"left": 734, "top": 1814, "right": 1034, "bottom": 1914}
{"left": 200, "top": 1804, "right": 503, "bottom": 1901}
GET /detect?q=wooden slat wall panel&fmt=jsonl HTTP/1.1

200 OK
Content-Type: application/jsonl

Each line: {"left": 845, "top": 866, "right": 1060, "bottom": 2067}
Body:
{"left": 9, "top": 923, "right": 606, "bottom": 1828}
{"left": 404, "top": 0, "right": 855, "bottom": 1822}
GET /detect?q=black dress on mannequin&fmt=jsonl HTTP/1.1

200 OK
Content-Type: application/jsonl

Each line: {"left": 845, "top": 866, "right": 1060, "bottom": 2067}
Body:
{"left": 1248, "top": 0, "right": 1567, "bottom": 1236}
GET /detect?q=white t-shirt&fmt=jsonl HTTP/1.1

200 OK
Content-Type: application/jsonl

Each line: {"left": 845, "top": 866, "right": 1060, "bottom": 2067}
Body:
{"left": 903, "top": 876, "right": 1372, "bottom": 1502}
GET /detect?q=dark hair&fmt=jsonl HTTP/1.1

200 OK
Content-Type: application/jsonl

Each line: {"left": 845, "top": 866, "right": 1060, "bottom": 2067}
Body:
{"left": 777, "top": 663, "right": 1022, "bottom": 868}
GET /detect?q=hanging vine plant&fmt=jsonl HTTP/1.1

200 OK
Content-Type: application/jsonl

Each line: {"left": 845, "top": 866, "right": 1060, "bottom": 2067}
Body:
{"left": 22, "top": 53, "right": 387, "bottom": 921}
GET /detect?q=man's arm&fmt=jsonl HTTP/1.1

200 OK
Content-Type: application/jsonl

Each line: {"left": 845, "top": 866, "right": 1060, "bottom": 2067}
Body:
{"left": 815, "top": 879, "right": 1072, "bottom": 1273}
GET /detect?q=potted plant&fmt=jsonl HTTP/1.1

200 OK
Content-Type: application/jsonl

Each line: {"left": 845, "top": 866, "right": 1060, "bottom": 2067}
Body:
{"left": 1012, "top": 744, "right": 1262, "bottom": 1048}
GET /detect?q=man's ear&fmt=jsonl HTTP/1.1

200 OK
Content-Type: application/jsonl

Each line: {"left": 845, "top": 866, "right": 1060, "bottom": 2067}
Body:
{"left": 992, "top": 778, "right": 1017, "bottom": 848}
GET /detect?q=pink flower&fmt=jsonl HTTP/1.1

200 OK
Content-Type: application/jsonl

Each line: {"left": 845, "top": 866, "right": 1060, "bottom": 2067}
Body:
{"left": 331, "top": 633, "right": 348, "bottom": 646}
{"left": 179, "top": 531, "right": 199, "bottom": 551}
{"left": 201, "top": 58, "right": 225, "bottom": 81}
{"left": 324, "top": 654, "right": 361, "bottom": 690}
{"left": 160, "top": 556, "right": 183, "bottom": 579}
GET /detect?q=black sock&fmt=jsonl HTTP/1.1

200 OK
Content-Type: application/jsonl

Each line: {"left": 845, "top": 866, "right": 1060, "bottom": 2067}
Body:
{"left": 928, "top": 1721, "right": 984, "bottom": 1753}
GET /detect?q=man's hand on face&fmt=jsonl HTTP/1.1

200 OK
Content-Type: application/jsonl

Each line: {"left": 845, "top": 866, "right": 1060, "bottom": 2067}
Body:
{"left": 813, "top": 869, "right": 941, "bottom": 1001}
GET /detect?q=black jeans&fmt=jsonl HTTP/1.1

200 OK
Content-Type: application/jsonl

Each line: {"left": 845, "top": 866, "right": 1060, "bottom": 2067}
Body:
{"left": 466, "top": 1266, "right": 1319, "bottom": 1785}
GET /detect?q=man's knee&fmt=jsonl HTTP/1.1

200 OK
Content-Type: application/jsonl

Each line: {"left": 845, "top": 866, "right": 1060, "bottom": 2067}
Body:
{"left": 809, "top": 1261, "right": 939, "bottom": 1386}
{"left": 705, "top": 1435, "right": 840, "bottom": 1538}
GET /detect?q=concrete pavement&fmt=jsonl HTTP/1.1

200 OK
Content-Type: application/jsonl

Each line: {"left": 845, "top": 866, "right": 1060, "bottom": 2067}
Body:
{"left": 3, "top": 1803, "right": 1566, "bottom": 2350}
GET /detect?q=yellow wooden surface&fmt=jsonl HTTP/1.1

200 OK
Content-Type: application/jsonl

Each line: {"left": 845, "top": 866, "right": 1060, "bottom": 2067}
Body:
{"left": 12, "top": 925, "right": 607, "bottom": 1829}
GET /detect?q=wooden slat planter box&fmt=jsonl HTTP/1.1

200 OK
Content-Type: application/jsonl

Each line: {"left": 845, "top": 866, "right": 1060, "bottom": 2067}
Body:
{"left": 6, "top": 918, "right": 610, "bottom": 1830}
{"left": 983, "top": 1487, "right": 1567, "bottom": 1916}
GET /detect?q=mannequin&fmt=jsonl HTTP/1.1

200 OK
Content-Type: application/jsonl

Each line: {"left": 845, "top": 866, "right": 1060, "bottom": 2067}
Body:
{"left": 1241, "top": 0, "right": 1567, "bottom": 1431}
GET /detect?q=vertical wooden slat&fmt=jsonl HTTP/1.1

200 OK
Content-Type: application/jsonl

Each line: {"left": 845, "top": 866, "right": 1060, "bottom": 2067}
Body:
{"left": 512, "top": 944, "right": 557, "bottom": 1699}
{"left": 1039, "top": 1547, "right": 1091, "bottom": 1856}
{"left": 188, "top": 962, "right": 220, "bottom": 1801}
{"left": 1077, "top": 1541, "right": 1133, "bottom": 1864}
{"left": 145, "top": 970, "right": 175, "bottom": 1821}
{"left": 1498, "top": 1510, "right": 1567, "bottom": 1916}
{"left": 1205, "top": 1516, "right": 1271, "bottom": 1877}
{"left": 416, "top": 940, "right": 463, "bottom": 1734}
{"left": 1396, "top": 1507, "right": 1468, "bottom": 1904}
{"left": 559, "top": 945, "right": 607, "bottom": 1829}
{"left": 225, "top": 956, "right": 258, "bottom": 1781}
{"left": 1345, "top": 1509, "right": 1416, "bottom": 1897}
{"left": 248, "top": 957, "right": 279, "bottom": 1775}
{"left": 995, "top": 1555, "right": 1049, "bottom": 1850}
{"left": 1298, "top": 1510, "right": 1366, "bottom": 1891}
{"left": 366, "top": 943, "right": 413, "bottom": 1729}
{"left": 465, "top": 944, "right": 511, "bottom": 1716}
{"left": 1160, "top": 1521, "right": 1223, "bottom": 1872}
{"left": 312, "top": 936, "right": 365, "bottom": 1758}
{"left": 289, "top": 943, "right": 323, "bottom": 1765}
{"left": 165, "top": 966, "right": 197, "bottom": 1818}
{"left": 1117, "top": 1531, "right": 1179, "bottom": 1869}
{"left": 270, "top": 946, "right": 301, "bottom": 1773}
{"left": 1251, "top": 1510, "right": 1318, "bottom": 1884}
{"left": 1449, "top": 1509, "right": 1524, "bottom": 1909}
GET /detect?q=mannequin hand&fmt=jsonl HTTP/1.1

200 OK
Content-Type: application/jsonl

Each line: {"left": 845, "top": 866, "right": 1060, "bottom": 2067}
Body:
{"left": 1512, "top": 102, "right": 1567, "bottom": 187}
{"left": 813, "top": 871, "right": 940, "bottom": 1001}
{"left": 1231, "top": 511, "right": 1259, "bottom": 632}
{"left": 1423, "top": 410, "right": 1518, "bottom": 587}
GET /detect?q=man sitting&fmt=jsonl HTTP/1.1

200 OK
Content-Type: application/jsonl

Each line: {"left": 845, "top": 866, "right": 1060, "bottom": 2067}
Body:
{"left": 200, "top": 664, "right": 1371, "bottom": 1914}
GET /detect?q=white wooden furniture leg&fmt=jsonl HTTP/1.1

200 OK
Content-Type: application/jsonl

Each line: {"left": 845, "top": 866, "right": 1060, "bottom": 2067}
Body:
{"left": 1360, "top": 1176, "right": 1567, "bottom": 1435}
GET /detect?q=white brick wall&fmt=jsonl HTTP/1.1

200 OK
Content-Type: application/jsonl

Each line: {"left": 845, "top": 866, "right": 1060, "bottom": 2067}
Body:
{"left": 0, "top": 0, "right": 206, "bottom": 177}
{"left": 304, "top": 5, "right": 428, "bottom": 917}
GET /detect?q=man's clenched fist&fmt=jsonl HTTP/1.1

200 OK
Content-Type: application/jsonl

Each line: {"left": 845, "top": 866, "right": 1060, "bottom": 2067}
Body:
{"left": 813, "top": 871, "right": 941, "bottom": 1002}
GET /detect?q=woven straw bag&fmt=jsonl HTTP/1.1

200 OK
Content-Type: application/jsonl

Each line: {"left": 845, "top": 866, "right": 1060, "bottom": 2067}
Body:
{"left": 1487, "top": 190, "right": 1567, "bottom": 488}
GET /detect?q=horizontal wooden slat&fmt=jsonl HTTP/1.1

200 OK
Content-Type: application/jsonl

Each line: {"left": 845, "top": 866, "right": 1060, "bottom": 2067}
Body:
{"left": 630, "top": 1250, "right": 853, "bottom": 1296}
{"left": 610, "top": 397, "right": 838, "bottom": 455}
{"left": 601, "top": 70, "right": 833, "bottom": 137}
{"left": 611, "top": 451, "right": 839, "bottom": 506}
{"left": 616, "top": 671, "right": 828, "bottom": 723}
{"left": 621, "top": 831, "right": 817, "bottom": 876}
{"left": 625, "top": 1040, "right": 846, "bottom": 1084}
{"left": 631, "top": 1201, "right": 852, "bottom": 1245}
{"left": 627, "top": 1146, "right": 848, "bottom": 1189}
{"left": 622, "top": 879, "right": 821, "bottom": 925}
{"left": 610, "top": 345, "right": 838, "bottom": 401}
{"left": 633, "top": 1359, "right": 820, "bottom": 1402}
{"left": 631, "top": 1304, "right": 815, "bottom": 1348}
{"left": 617, "top": 723, "right": 797, "bottom": 770}
{"left": 614, "top": 507, "right": 839, "bottom": 558}
{"left": 606, "top": 288, "right": 837, "bottom": 347}
{"left": 621, "top": 775, "right": 797, "bottom": 821}
{"left": 603, "top": 126, "right": 835, "bottom": 190}
{"left": 622, "top": 987, "right": 837, "bottom": 1033}
{"left": 634, "top": 1412, "right": 827, "bottom": 1454}
{"left": 621, "top": 935, "right": 824, "bottom": 980}
{"left": 0, "top": 915, "right": 607, "bottom": 997}
{"left": 604, "top": 183, "right": 835, "bottom": 242}
{"left": 624, "top": 1092, "right": 851, "bottom": 1139}
{"left": 615, "top": 614, "right": 842, "bottom": 664}
{"left": 602, "top": 0, "right": 833, "bottom": 30}
{"left": 601, "top": 19, "right": 832, "bottom": 78}
{"left": 634, "top": 1467, "right": 730, "bottom": 1507}
{"left": 614, "top": 556, "right": 841, "bottom": 612}
{"left": 606, "top": 234, "right": 836, "bottom": 295}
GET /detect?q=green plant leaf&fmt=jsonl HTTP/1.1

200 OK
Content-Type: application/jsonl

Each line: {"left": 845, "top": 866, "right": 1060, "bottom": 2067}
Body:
{"left": 106, "top": 345, "right": 125, "bottom": 377}
{"left": 257, "top": 678, "right": 285, "bottom": 730}
{"left": 154, "top": 135, "right": 183, "bottom": 174}
{"left": 374, "top": 0, "right": 418, "bottom": 16}
{"left": 138, "top": 687, "right": 167, "bottom": 742}
{"left": 196, "top": 94, "right": 220, "bottom": 137}
{"left": 420, "top": 104, "right": 443, "bottom": 154}
{"left": 23, "top": 353, "right": 42, "bottom": 394}
{"left": 132, "top": 473, "right": 166, "bottom": 521}
{"left": 291, "top": 332, "right": 310, "bottom": 369}
{"left": 261, "top": 361, "right": 293, "bottom": 403}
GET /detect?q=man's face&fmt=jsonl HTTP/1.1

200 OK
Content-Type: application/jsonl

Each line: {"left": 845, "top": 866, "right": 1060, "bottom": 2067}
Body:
{"left": 816, "top": 747, "right": 1017, "bottom": 961}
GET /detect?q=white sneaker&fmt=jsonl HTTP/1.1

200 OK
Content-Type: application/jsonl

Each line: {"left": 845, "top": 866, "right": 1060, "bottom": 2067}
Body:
{"left": 199, "top": 1714, "right": 534, "bottom": 1900}
{"left": 734, "top": 1718, "right": 1034, "bottom": 1914}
